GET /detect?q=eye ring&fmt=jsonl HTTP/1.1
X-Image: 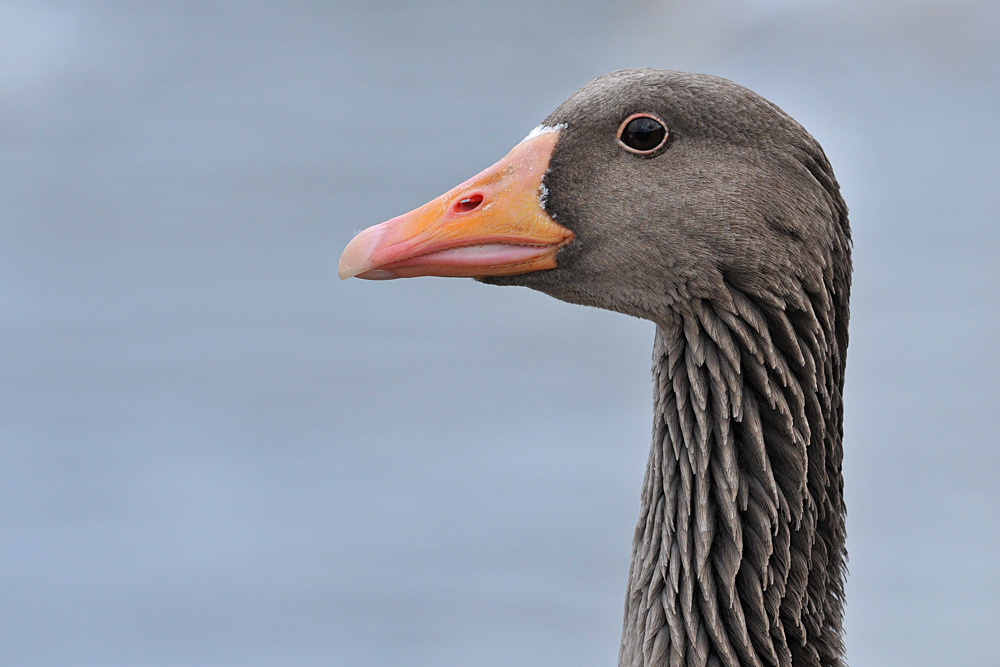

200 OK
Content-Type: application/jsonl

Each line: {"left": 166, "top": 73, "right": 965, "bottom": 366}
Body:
{"left": 617, "top": 113, "right": 669, "bottom": 155}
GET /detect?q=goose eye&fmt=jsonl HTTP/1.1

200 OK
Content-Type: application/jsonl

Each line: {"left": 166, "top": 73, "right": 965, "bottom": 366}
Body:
{"left": 619, "top": 114, "right": 667, "bottom": 153}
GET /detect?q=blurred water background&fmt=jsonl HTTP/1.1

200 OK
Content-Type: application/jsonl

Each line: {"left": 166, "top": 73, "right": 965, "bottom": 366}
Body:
{"left": 2, "top": 1, "right": 998, "bottom": 665}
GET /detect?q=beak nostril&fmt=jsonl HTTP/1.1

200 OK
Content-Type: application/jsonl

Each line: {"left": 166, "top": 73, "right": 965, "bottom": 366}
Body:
{"left": 455, "top": 194, "right": 484, "bottom": 213}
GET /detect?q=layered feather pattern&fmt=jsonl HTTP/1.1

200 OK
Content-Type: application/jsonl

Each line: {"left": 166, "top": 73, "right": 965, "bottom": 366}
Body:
{"left": 620, "top": 276, "right": 848, "bottom": 667}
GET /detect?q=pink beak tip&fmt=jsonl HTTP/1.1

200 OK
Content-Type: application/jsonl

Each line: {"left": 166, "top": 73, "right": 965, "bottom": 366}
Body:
{"left": 339, "top": 224, "right": 389, "bottom": 280}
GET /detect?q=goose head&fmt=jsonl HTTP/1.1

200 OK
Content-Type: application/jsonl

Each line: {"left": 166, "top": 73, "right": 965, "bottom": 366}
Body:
{"left": 339, "top": 68, "right": 848, "bottom": 328}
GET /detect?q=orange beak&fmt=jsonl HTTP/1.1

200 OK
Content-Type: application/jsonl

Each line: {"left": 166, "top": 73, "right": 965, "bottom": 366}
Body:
{"left": 338, "top": 127, "right": 573, "bottom": 280}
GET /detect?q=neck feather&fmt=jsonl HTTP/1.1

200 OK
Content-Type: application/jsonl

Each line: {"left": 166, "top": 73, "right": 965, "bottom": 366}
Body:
{"left": 619, "top": 286, "right": 847, "bottom": 667}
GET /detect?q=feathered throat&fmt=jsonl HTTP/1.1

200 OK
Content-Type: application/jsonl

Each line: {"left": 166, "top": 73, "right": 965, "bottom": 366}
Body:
{"left": 619, "top": 288, "right": 848, "bottom": 667}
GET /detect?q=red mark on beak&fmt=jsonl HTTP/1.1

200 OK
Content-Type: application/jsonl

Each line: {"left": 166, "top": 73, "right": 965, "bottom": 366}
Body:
{"left": 454, "top": 194, "right": 484, "bottom": 213}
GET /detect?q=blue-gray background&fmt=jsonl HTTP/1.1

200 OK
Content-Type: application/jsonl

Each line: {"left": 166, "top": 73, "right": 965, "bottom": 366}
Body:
{"left": 2, "top": 1, "right": 998, "bottom": 665}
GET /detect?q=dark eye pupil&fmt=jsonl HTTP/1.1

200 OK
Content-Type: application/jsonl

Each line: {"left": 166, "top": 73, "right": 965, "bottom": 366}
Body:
{"left": 622, "top": 117, "right": 666, "bottom": 152}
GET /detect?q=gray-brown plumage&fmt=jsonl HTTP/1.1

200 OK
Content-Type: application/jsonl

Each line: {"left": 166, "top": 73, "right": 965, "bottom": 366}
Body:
{"left": 342, "top": 68, "right": 851, "bottom": 667}
{"left": 484, "top": 70, "right": 851, "bottom": 667}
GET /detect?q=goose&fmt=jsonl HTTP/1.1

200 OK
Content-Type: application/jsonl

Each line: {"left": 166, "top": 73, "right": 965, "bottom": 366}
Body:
{"left": 339, "top": 68, "right": 851, "bottom": 667}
